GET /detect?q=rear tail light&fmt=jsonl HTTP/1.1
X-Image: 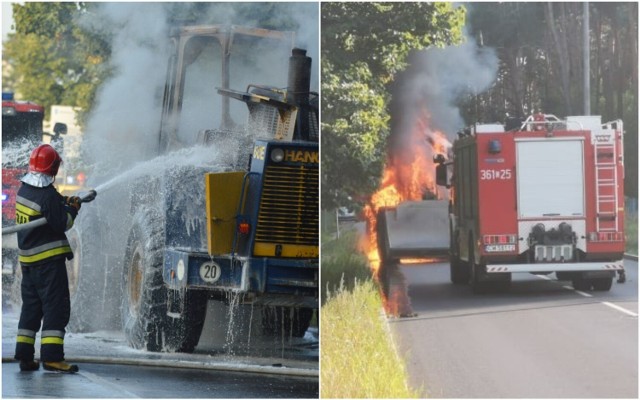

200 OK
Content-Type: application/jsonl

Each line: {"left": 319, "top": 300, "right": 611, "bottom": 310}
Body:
{"left": 588, "top": 232, "right": 623, "bottom": 242}
{"left": 483, "top": 234, "right": 517, "bottom": 245}
{"left": 238, "top": 221, "right": 251, "bottom": 235}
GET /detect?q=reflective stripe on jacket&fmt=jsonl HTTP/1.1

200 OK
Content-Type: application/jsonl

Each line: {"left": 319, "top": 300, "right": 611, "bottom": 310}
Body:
{"left": 16, "top": 183, "right": 77, "bottom": 266}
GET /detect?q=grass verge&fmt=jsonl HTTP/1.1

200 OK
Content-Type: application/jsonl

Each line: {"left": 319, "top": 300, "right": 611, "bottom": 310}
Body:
{"left": 321, "top": 225, "right": 419, "bottom": 398}
{"left": 321, "top": 280, "right": 419, "bottom": 398}
{"left": 321, "top": 228, "right": 371, "bottom": 298}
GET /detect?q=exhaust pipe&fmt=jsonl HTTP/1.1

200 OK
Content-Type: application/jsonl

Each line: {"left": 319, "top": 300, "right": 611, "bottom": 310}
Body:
{"left": 288, "top": 48, "right": 312, "bottom": 141}
{"left": 2, "top": 190, "right": 97, "bottom": 236}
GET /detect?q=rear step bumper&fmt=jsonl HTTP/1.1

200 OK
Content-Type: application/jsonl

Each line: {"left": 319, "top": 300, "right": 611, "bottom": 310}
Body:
{"left": 487, "top": 260, "right": 624, "bottom": 273}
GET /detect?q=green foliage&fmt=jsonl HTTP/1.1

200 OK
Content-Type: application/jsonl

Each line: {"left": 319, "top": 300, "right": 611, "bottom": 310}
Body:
{"left": 321, "top": 2, "right": 466, "bottom": 209}
{"left": 3, "top": 3, "right": 312, "bottom": 129}
{"left": 4, "top": 2, "right": 112, "bottom": 125}
{"left": 464, "top": 3, "right": 637, "bottom": 198}
{"left": 321, "top": 279, "right": 420, "bottom": 398}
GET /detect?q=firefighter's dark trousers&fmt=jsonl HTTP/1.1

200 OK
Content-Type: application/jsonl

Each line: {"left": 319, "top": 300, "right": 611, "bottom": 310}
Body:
{"left": 14, "top": 258, "right": 70, "bottom": 363}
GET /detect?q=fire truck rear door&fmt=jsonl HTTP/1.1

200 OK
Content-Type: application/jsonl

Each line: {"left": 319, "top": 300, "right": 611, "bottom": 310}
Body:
{"left": 515, "top": 139, "right": 585, "bottom": 218}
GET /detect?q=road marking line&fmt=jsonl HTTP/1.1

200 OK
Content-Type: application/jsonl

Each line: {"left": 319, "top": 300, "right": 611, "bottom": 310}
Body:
{"left": 573, "top": 289, "right": 593, "bottom": 298}
{"left": 536, "top": 273, "right": 636, "bottom": 316}
{"left": 78, "top": 370, "right": 140, "bottom": 398}
{"left": 533, "top": 274, "right": 594, "bottom": 296}
{"left": 601, "top": 302, "right": 638, "bottom": 317}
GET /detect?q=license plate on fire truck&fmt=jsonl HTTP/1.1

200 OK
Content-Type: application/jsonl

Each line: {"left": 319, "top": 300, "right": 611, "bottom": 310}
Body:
{"left": 485, "top": 244, "right": 516, "bottom": 252}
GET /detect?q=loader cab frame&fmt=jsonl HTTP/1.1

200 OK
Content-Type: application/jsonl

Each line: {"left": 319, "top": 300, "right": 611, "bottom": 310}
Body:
{"left": 158, "top": 25, "right": 295, "bottom": 154}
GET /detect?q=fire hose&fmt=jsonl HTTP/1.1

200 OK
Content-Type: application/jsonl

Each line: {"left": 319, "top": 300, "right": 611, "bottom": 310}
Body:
{"left": 2, "top": 190, "right": 97, "bottom": 236}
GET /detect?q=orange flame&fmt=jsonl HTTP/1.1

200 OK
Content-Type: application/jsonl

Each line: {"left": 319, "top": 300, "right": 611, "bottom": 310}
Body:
{"left": 363, "top": 107, "right": 452, "bottom": 273}
{"left": 361, "top": 106, "right": 451, "bottom": 316}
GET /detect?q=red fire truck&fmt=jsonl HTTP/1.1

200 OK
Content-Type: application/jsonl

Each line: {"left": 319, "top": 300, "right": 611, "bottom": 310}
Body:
{"left": 2, "top": 92, "right": 48, "bottom": 286}
{"left": 2, "top": 93, "right": 67, "bottom": 288}
{"left": 2, "top": 92, "right": 46, "bottom": 221}
{"left": 436, "top": 113, "right": 625, "bottom": 293}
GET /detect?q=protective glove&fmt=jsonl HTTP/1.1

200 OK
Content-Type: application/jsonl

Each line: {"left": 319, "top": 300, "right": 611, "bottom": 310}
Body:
{"left": 66, "top": 196, "right": 82, "bottom": 211}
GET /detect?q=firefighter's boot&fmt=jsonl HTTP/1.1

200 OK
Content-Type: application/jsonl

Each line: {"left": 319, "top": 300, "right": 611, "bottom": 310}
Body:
{"left": 617, "top": 271, "right": 626, "bottom": 283}
{"left": 19, "top": 360, "right": 39, "bottom": 371}
{"left": 43, "top": 361, "right": 79, "bottom": 373}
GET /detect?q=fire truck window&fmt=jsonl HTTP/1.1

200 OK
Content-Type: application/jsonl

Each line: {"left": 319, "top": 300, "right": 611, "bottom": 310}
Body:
{"left": 2, "top": 113, "right": 44, "bottom": 148}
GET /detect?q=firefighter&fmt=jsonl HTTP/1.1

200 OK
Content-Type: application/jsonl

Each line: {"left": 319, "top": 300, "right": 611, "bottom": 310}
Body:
{"left": 14, "top": 144, "right": 80, "bottom": 373}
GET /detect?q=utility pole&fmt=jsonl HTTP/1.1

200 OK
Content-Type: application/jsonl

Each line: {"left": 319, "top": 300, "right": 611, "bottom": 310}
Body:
{"left": 583, "top": 2, "right": 591, "bottom": 115}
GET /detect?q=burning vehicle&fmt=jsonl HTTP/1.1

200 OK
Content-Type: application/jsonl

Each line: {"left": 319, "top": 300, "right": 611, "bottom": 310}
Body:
{"left": 66, "top": 25, "right": 318, "bottom": 352}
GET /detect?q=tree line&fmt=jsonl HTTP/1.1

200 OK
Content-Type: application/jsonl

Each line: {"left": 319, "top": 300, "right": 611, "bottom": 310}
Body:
{"left": 464, "top": 3, "right": 637, "bottom": 198}
{"left": 2, "top": 2, "right": 308, "bottom": 126}
{"left": 4, "top": 2, "right": 637, "bottom": 202}
{"left": 322, "top": 2, "right": 637, "bottom": 209}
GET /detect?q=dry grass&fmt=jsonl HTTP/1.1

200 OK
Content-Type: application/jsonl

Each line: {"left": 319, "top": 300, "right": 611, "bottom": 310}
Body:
{"left": 321, "top": 280, "right": 420, "bottom": 398}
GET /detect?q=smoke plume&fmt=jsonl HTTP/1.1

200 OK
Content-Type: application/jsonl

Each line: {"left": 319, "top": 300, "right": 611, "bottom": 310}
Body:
{"left": 389, "top": 38, "right": 499, "bottom": 151}
{"left": 78, "top": 2, "right": 319, "bottom": 184}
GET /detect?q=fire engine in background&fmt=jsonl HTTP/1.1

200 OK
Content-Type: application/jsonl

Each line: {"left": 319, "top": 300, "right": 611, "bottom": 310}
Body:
{"left": 1, "top": 93, "right": 67, "bottom": 288}
{"left": 435, "top": 114, "right": 625, "bottom": 293}
{"left": 2, "top": 92, "right": 44, "bottom": 226}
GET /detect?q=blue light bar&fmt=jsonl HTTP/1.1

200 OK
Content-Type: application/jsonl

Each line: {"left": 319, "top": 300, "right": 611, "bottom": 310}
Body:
{"left": 488, "top": 139, "right": 502, "bottom": 154}
{"left": 2, "top": 92, "right": 14, "bottom": 101}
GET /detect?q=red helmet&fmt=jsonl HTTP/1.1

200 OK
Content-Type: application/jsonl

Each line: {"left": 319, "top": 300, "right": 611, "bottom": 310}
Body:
{"left": 29, "top": 144, "right": 62, "bottom": 176}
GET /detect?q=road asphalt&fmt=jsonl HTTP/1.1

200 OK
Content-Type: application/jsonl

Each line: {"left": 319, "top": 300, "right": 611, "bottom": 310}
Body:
{"left": 388, "top": 259, "right": 638, "bottom": 398}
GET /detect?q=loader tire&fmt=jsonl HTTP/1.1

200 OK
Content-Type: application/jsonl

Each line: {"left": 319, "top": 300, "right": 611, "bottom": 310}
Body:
{"left": 122, "top": 210, "right": 165, "bottom": 351}
{"left": 164, "top": 289, "right": 208, "bottom": 353}
{"left": 262, "top": 307, "right": 313, "bottom": 338}
{"left": 122, "top": 210, "right": 207, "bottom": 353}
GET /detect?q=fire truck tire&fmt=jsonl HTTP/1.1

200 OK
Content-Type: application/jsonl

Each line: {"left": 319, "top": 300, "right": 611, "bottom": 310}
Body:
{"left": 470, "top": 238, "right": 510, "bottom": 294}
{"left": 450, "top": 254, "right": 470, "bottom": 285}
{"left": 8, "top": 261, "right": 22, "bottom": 310}
{"left": 571, "top": 277, "right": 592, "bottom": 291}
{"left": 2, "top": 248, "right": 18, "bottom": 305}
{"left": 261, "top": 307, "right": 313, "bottom": 338}
{"left": 469, "top": 238, "right": 490, "bottom": 294}
{"left": 555, "top": 271, "right": 573, "bottom": 281}
{"left": 592, "top": 277, "right": 613, "bottom": 291}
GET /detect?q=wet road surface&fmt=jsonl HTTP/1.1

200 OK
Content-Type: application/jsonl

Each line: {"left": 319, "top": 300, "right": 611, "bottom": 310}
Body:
{"left": 2, "top": 361, "right": 318, "bottom": 398}
{"left": 2, "top": 299, "right": 318, "bottom": 398}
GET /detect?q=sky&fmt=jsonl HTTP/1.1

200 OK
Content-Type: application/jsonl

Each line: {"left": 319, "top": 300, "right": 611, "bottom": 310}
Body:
{"left": 2, "top": 2, "right": 14, "bottom": 42}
